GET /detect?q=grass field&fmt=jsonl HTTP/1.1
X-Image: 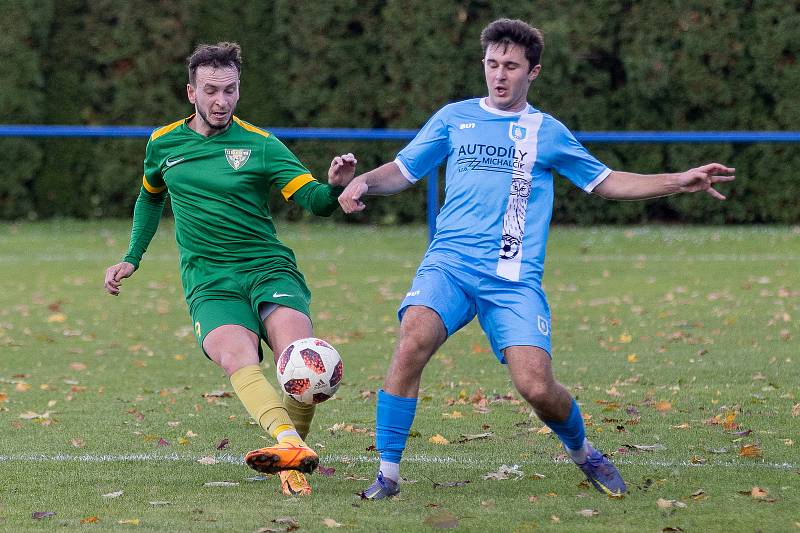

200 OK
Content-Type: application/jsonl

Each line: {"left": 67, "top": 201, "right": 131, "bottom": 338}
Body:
{"left": 0, "top": 220, "right": 798, "bottom": 532}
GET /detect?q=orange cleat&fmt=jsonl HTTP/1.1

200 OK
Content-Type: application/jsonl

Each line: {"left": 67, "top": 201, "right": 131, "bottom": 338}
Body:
{"left": 244, "top": 442, "right": 319, "bottom": 475}
{"left": 279, "top": 469, "right": 312, "bottom": 496}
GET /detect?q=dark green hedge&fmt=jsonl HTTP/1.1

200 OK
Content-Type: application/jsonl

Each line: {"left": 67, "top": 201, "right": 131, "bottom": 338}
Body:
{"left": 2, "top": 0, "right": 798, "bottom": 223}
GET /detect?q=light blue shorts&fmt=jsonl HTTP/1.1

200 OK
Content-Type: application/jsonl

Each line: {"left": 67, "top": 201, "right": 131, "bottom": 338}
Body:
{"left": 398, "top": 264, "right": 551, "bottom": 363}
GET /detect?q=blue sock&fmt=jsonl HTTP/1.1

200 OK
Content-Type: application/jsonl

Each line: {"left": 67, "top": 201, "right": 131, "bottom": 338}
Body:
{"left": 375, "top": 389, "right": 418, "bottom": 464}
{"left": 543, "top": 399, "right": 585, "bottom": 451}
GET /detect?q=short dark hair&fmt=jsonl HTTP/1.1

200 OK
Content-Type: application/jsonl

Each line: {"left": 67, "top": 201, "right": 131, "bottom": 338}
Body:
{"left": 187, "top": 42, "right": 242, "bottom": 85}
{"left": 480, "top": 19, "right": 544, "bottom": 70}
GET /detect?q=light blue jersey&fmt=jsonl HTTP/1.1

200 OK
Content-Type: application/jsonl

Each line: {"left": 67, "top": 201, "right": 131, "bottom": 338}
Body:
{"left": 396, "top": 98, "right": 610, "bottom": 284}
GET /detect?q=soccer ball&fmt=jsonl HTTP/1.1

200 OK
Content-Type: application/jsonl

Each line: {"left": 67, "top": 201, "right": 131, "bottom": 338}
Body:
{"left": 276, "top": 337, "right": 343, "bottom": 405}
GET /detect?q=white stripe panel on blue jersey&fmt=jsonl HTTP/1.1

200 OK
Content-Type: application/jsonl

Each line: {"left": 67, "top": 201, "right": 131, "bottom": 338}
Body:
{"left": 496, "top": 111, "right": 544, "bottom": 281}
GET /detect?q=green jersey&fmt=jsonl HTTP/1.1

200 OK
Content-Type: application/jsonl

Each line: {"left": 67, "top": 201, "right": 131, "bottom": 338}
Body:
{"left": 123, "top": 115, "right": 341, "bottom": 303}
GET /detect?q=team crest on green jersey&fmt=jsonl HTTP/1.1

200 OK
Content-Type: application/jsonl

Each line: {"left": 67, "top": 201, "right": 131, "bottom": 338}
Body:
{"left": 224, "top": 148, "right": 251, "bottom": 170}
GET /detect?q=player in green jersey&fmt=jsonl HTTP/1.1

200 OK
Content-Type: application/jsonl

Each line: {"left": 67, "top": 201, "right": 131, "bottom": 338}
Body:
{"left": 103, "top": 42, "right": 355, "bottom": 496}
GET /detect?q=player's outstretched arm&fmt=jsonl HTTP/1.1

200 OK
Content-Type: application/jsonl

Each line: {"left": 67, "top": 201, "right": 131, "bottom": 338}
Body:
{"left": 327, "top": 153, "right": 357, "bottom": 187}
{"left": 338, "top": 162, "right": 412, "bottom": 213}
{"left": 104, "top": 261, "right": 136, "bottom": 296}
{"left": 593, "top": 163, "right": 735, "bottom": 201}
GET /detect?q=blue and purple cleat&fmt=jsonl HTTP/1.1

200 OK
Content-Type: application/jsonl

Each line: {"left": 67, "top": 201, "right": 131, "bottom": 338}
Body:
{"left": 576, "top": 448, "right": 627, "bottom": 496}
{"left": 360, "top": 471, "right": 400, "bottom": 500}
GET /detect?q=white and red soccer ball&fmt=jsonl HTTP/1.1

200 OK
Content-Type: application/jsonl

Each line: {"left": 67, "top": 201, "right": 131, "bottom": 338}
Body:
{"left": 277, "top": 337, "right": 343, "bottom": 404}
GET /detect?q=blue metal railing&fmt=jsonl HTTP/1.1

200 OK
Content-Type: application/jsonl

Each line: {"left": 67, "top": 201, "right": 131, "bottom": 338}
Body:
{"left": 3, "top": 124, "right": 799, "bottom": 241}
{"left": 2, "top": 124, "right": 800, "bottom": 143}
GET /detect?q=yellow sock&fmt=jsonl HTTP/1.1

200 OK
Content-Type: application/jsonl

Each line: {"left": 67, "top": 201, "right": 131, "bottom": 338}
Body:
{"left": 230, "top": 365, "right": 294, "bottom": 438}
{"left": 272, "top": 423, "right": 305, "bottom": 446}
{"left": 283, "top": 395, "right": 316, "bottom": 440}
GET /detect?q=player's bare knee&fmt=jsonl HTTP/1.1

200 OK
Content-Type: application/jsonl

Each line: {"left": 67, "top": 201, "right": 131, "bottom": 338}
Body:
{"left": 514, "top": 379, "right": 554, "bottom": 408}
{"left": 395, "top": 331, "right": 437, "bottom": 367}
{"left": 211, "top": 349, "right": 258, "bottom": 376}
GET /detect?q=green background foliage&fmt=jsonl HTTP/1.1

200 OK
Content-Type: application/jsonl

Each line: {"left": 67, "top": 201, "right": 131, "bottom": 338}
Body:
{"left": 1, "top": 0, "right": 798, "bottom": 222}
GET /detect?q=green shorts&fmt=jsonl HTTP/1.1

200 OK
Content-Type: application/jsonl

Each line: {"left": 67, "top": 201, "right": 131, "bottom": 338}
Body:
{"left": 187, "top": 266, "right": 311, "bottom": 360}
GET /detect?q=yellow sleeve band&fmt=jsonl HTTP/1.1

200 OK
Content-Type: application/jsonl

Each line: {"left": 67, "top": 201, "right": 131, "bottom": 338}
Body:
{"left": 281, "top": 173, "right": 315, "bottom": 200}
{"left": 150, "top": 118, "right": 185, "bottom": 141}
{"left": 233, "top": 116, "right": 270, "bottom": 138}
{"left": 142, "top": 174, "right": 166, "bottom": 193}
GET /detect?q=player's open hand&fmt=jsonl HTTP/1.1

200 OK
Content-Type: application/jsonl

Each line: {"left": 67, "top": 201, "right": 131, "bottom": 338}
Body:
{"left": 328, "top": 153, "right": 357, "bottom": 187}
{"left": 338, "top": 178, "right": 369, "bottom": 213}
{"left": 104, "top": 261, "right": 136, "bottom": 296}
{"left": 676, "top": 163, "right": 736, "bottom": 200}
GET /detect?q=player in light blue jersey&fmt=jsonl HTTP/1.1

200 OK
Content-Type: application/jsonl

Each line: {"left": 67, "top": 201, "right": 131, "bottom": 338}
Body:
{"left": 339, "top": 19, "right": 735, "bottom": 499}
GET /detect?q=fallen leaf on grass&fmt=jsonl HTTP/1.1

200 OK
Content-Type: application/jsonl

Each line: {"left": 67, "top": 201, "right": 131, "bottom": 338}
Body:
{"left": 739, "top": 444, "right": 762, "bottom": 458}
{"left": 662, "top": 527, "right": 685, "bottom": 532}
{"left": 741, "top": 486, "right": 777, "bottom": 502}
{"left": 18, "top": 411, "right": 50, "bottom": 420}
{"left": 328, "top": 422, "right": 371, "bottom": 434}
{"left": 423, "top": 509, "right": 459, "bottom": 529}
{"left": 15, "top": 382, "right": 31, "bottom": 392}
{"left": 442, "top": 411, "right": 462, "bottom": 419}
{"left": 48, "top": 313, "right": 67, "bottom": 323}
{"left": 551, "top": 515, "right": 560, "bottom": 523}
{"left": 202, "top": 390, "right": 232, "bottom": 399}
{"left": 31, "top": 512, "right": 56, "bottom": 520}
{"left": 432, "top": 480, "right": 470, "bottom": 489}
{"left": 270, "top": 517, "right": 300, "bottom": 532}
{"left": 70, "top": 438, "right": 85, "bottom": 448}
{"left": 457, "top": 432, "right": 492, "bottom": 443}
{"left": 80, "top": 516, "right": 99, "bottom": 524}
{"left": 657, "top": 498, "right": 686, "bottom": 509}
{"left": 322, "top": 518, "right": 342, "bottom": 528}
{"left": 203, "top": 481, "right": 239, "bottom": 487}
{"left": 624, "top": 443, "right": 667, "bottom": 452}
{"left": 69, "top": 362, "right": 87, "bottom": 371}
{"left": 655, "top": 400, "right": 672, "bottom": 412}
{"left": 318, "top": 465, "right": 336, "bottom": 477}
{"left": 577, "top": 509, "right": 600, "bottom": 517}
{"left": 792, "top": 403, "right": 800, "bottom": 418}
{"left": 117, "top": 519, "right": 140, "bottom": 525}
{"left": 483, "top": 464, "right": 524, "bottom": 480}
{"left": 690, "top": 490, "right": 707, "bottom": 500}
{"left": 429, "top": 434, "right": 449, "bottom": 445}
{"left": 197, "top": 456, "right": 217, "bottom": 465}
{"left": 102, "top": 491, "right": 124, "bottom": 499}
{"left": 215, "top": 438, "right": 230, "bottom": 449}
{"left": 157, "top": 438, "right": 170, "bottom": 447}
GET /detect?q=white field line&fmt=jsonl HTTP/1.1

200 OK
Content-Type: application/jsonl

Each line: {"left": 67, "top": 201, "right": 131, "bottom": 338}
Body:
{"left": 0, "top": 453, "right": 795, "bottom": 471}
